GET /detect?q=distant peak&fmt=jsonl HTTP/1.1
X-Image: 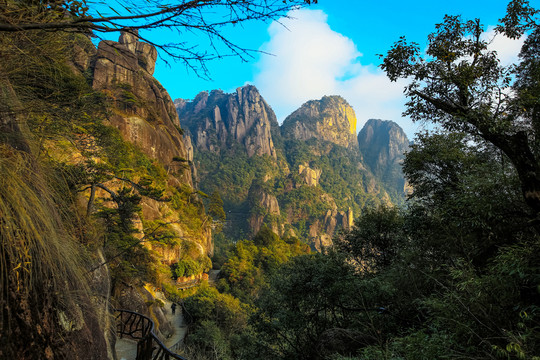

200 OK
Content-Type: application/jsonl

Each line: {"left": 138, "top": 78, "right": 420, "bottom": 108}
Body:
{"left": 237, "top": 84, "right": 259, "bottom": 92}
{"left": 282, "top": 95, "right": 358, "bottom": 148}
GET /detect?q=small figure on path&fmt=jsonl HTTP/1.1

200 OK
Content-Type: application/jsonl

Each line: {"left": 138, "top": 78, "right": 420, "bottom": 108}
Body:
{"left": 171, "top": 302, "right": 177, "bottom": 315}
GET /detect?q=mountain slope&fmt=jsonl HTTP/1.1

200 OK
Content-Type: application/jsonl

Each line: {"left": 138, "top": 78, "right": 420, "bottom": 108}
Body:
{"left": 177, "top": 89, "right": 406, "bottom": 250}
{"left": 1, "top": 29, "right": 214, "bottom": 358}
{"left": 358, "top": 119, "right": 410, "bottom": 200}
{"left": 175, "top": 86, "right": 279, "bottom": 158}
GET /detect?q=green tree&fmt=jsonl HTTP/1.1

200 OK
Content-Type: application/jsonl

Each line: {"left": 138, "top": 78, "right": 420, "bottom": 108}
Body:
{"left": 208, "top": 190, "right": 226, "bottom": 222}
{"left": 253, "top": 253, "right": 386, "bottom": 360}
{"left": 374, "top": 3, "right": 540, "bottom": 357}
{"left": 252, "top": 224, "right": 279, "bottom": 247}
{"left": 381, "top": 0, "right": 540, "bottom": 215}
{"left": 334, "top": 206, "right": 404, "bottom": 272}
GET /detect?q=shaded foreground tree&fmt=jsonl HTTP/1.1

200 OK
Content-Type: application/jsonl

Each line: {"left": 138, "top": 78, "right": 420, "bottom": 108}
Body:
{"left": 0, "top": 0, "right": 317, "bottom": 75}
{"left": 380, "top": 0, "right": 540, "bottom": 215}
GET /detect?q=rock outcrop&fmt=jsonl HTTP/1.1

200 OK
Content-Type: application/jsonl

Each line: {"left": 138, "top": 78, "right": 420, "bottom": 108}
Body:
{"left": 92, "top": 33, "right": 213, "bottom": 266}
{"left": 358, "top": 119, "right": 409, "bottom": 197}
{"left": 310, "top": 208, "right": 354, "bottom": 251}
{"left": 248, "top": 183, "right": 282, "bottom": 235}
{"left": 298, "top": 163, "right": 322, "bottom": 187}
{"left": 176, "top": 85, "right": 278, "bottom": 158}
{"left": 93, "top": 31, "right": 193, "bottom": 185}
{"left": 281, "top": 95, "right": 358, "bottom": 149}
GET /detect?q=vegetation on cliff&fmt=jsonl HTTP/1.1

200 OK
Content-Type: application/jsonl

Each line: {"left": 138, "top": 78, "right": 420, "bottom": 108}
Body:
{"left": 3, "top": 1, "right": 539, "bottom": 360}
{"left": 179, "top": 91, "right": 401, "bottom": 252}
{"left": 0, "top": 26, "right": 114, "bottom": 359}
{"left": 1, "top": 1, "right": 220, "bottom": 356}
{"left": 181, "top": 225, "right": 311, "bottom": 359}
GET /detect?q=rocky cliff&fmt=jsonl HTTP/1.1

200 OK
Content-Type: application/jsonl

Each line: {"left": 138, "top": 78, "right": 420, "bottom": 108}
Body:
{"left": 0, "top": 68, "right": 113, "bottom": 358}
{"left": 93, "top": 30, "right": 193, "bottom": 186}
{"left": 38, "top": 31, "right": 216, "bottom": 339}
{"left": 3, "top": 28, "right": 217, "bottom": 358}
{"left": 177, "top": 87, "right": 401, "bottom": 250}
{"left": 176, "top": 85, "right": 278, "bottom": 159}
{"left": 281, "top": 95, "right": 358, "bottom": 150}
{"left": 248, "top": 182, "right": 282, "bottom": 235}
{"left": 358, "top": 119, "right": 410, "bottom": 198}
{"left": 91, "top": 31, "right": 213, "bottom": 259}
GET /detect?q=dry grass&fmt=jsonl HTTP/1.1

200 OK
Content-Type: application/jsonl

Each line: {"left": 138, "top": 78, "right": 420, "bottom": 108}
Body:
{"left": 0, "top": 145, "right": 88, "bottom": 330}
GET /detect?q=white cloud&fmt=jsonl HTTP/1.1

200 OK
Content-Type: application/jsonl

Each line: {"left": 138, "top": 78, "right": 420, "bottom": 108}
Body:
{"left": 252, "top": 11, "right": 526, "bottom": 140}
{"left": 483, "top": 26, "right": 525, "bottom": 67}
{"left": 253, "top": 9, "right": 412, "bottom": 136}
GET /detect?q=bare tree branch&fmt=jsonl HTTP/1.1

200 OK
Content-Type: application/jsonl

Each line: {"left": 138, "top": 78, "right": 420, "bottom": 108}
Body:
{"left": 0, "top": 0, "right": 316, "bottom": 75}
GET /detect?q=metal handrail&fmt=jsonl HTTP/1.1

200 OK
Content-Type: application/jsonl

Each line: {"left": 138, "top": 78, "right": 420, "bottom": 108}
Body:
{"left": 115, "top": 309, "right": 187, "bottom": 360}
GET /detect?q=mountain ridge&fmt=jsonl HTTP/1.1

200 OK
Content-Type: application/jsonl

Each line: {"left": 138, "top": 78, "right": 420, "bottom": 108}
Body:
{"left": 176, "top": 86, "right": 409, "bottom": 249}
{"left": 281, "top": 95, "right": 358, "bottom": 150}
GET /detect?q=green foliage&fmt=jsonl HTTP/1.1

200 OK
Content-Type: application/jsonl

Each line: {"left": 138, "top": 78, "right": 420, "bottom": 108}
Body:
{"left": 219, "top": 228, "right": 310, "bottom": 304}
{"left": 144, "top": 220, "right": 180, "bottom": 246}
{"left": 181, "top": 227, "right": 310, "bottom": 360}
{"left": 404, "top": 131, "right": 530, "bottom": 263}
{"left": 278, "top": 183, "right": 328, "bottom": 221}
{"left": 283, "top": 138, "right": 385, "bottom": 216}
{"left": 182, "top": 285, "right": 252, "bottom": 360}
{"left": 197, "top": 146, "right": 277, "bottom": 206}
{"left": 172, "top": 259, "right": 202, "bottom": 278}
{"left": 252, "top": 224, "right": 280, "bottom": 247}
{"left": 335, "top": 206, "right": 404, "bottom": 272}
{"left": 96, "top": 187, "right": 158, "bottom": 288}
{"left": 381, "top": 1, "right": 540, "bottom": 215}
{"left": 170, "top": 184, "right": 207, "bottom": 234}
{"left": 253, "top": 252, "right": 371, "bottom": 360}
{"left": 207, "top": 190, "right": 226, "bottom": 222}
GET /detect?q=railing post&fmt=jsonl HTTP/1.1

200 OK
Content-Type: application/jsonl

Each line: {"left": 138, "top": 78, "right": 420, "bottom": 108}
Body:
{"left": 115, "top": 309, "right": 187, "bottom": 360}
{"left": 136, "top": 335, "right": 154, "bottom": 360}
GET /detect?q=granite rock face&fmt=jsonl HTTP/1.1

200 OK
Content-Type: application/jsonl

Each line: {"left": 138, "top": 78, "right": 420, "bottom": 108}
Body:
{"left": 281, "top": 95, "right": 358, "bottom": 149}
{"left": 310, "top": 208, "right": 354, "bottom": 251}
{"left": 176, "top": 85, "right": 278, "bottom": 158}
{"left": 93, "top": 32, "right": 192, "bottom": 185}
{"left": 92, "top": 33, "right": 213, "bottom": 259}
{"left": 298, "top": 163, "right": 322, "bottom": 187}
{"left": 358, "top": 119, "right": 410, "bottom": 196}
{"left": 119, "top": 30, "right": 158, "bottom": 75}
{"left": 248, "top": 184, "right": 282, "bottom": 235}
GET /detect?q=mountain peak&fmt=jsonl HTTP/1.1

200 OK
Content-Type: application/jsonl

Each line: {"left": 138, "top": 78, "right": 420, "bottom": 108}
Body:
{"left": 176, "top": 85, "right": 278, "bottom": 158}
{"left": 281, "top": 95, "right": 357, "bottom": 148}
{"left": 358, "top": 119, "right": 410, "bottom": 197}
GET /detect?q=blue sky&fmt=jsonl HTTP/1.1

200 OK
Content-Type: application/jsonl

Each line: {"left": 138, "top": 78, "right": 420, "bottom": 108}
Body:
{"left": 95, "top": 1, "right": 537, "bottom": 138}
